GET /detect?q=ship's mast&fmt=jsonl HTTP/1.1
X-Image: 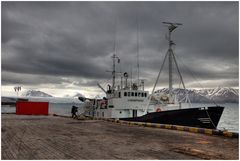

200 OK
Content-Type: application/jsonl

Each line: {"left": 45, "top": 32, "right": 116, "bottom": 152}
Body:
{"left": 144, "top": 21, "right": 188, "bottom": 114}
{"left": 111, "top": 17, "right": 121, "bottom": 93}
{"left": 163, "top": 22, "right": 182, "bottom": 95}
{"left": 111, "top": 54, "right": 120, "bottom": 93}
{"left": 137, "top": 15, "right": 140, "bottom": 87}
{"left": 168, "top": 30, "right": 173, "bottom": 94}
{"left": 112, "top": 54, "right": 116, "bottom": 92}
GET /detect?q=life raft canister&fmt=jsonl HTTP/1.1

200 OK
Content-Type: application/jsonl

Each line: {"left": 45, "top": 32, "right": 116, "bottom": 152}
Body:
{"left": 160, "top": 95, "right": 169, "bottom": 101}
{"left": 156, "top": 108, "right": 161, "bottom": 112}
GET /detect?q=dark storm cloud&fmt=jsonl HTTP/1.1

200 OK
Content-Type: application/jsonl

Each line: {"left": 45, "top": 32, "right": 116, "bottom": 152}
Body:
{"left": 1, "top": 71, "right": 64, "bottom": 85}
{"left": 1, "top": 1, "right": 238, "bottom": 89}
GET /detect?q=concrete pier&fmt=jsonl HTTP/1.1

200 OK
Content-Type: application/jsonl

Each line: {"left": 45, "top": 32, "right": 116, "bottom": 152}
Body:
{"left": 1, "top": 114, "right": 239, "bottom": 159}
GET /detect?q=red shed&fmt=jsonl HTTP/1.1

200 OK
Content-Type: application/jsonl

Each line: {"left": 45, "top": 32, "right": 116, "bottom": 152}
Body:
{"left": 16, "top": 101, "right": 49, "bottom": 115}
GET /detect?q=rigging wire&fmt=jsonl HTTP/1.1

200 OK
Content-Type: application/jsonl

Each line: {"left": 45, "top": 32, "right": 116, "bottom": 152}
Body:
{"left": 144, "top": 50, "right": 169, "bottom": 114}
{"left": 206, "top": 109, "right": 217, "bottom": 129}
{"left": 174, "top": 54, "right": 218, "bottom": 106}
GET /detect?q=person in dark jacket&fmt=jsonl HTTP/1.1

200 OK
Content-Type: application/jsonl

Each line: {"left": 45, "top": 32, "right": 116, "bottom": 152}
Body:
{"left": 71, "top": 105, "right": 78, "bottom": 119}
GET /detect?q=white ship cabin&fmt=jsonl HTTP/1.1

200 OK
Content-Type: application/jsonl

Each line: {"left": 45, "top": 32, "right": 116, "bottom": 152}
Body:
{"left": 96, "top": 90, "right": 154, "bottom": 119}
{"left": 85, "top": 82, "right": 156, "bottom": 119}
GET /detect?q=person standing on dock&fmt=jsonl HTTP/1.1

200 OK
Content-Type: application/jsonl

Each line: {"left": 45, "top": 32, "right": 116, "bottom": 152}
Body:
{"left": 71, "top": 105, "right": 78, "bottom": 119}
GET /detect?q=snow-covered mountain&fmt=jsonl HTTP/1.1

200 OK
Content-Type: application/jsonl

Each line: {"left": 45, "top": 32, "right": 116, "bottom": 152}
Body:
{"left": 203, "top": 87, "right": 239, "bottom": 103}
{"left": 21, "top": 90, "right": 53, "bottom": 97}
{"left": 3, "top": 90, "right": 83, "bottom": 104}
{"left": 93, "top": 94, "right": 100, "bottom": 99}
{"left": 64, "top": 92, "right": 85, "bottom": 98}
{"left": 72, "top": 92, "right": 85, "bottom": 98}
{"left": 155, "top": 87, "right": 239, "bottom": 103}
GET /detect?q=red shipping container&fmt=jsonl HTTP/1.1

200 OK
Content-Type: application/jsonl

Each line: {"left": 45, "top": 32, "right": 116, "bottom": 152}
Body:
{"left": 16, "top": 102, "right": 49, "bottom": 115}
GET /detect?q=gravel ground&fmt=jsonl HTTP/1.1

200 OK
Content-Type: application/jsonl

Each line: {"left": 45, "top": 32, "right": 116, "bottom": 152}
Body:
{"left": 1, "top": 114, "right": 239, "bottom": 159}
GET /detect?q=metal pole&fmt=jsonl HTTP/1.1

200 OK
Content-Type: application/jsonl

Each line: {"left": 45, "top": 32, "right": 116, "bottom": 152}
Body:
{"left": 112, "top": 18, "right": 117, "bottom": 94}
{"left": 137, "top": 17, "right": 140, "bottom": 87}
{"left": 144, "top": 52, "right": 168, "bottom": 114}
{"left": 172, "top": 52, "right": 186, "bottom": 90}
{"left": 169, "top": 50, "right": 173, "bottom": 94}
{"left": 112, "top": 54, "right": 116, "bottom": 93}
{"left": 120, "top": 76, "right": 123, "bottom": 89}
{"left": 14, "top": 86, "right": 21, "bottom": 97}
{"left": 131, "top": 66, "right": 133, "bottom": 90}
{"left": 168, "top": 31, "right": 173, "bottom": 95}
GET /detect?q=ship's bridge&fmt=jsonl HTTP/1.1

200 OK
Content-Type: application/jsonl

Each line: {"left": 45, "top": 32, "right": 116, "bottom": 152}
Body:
{"left": 104, "top": 89, "right": 149, "bottom": 110}
{"left": 106, "top": 89, "right": 149, "bottom": 99}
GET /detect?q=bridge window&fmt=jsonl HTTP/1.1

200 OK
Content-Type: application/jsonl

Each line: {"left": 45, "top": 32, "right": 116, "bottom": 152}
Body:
{"left": 128, "top": 92, "right": 131, "bottom": 97}
{"left": 119, "top": 92, "right": 121, "bottom": 98}
{"left": 135, "top": 92, "right": 137, "bottom": 97}
{"left": 131, "top": 92, "right": 134, "bottom": 96}
{"left": 144, "top": 93, "right": 147, "bottom": 97}
{"left": 141, "top": 93, "right": 144, "bottom": 97}
{"left": 124, "top": 92, "right": 127, "bottom": 96}
{"left": 138, "top": 92, "right": 141, "bottom": 97}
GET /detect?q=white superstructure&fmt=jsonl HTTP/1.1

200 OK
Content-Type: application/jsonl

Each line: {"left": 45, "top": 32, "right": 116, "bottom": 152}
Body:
{"left": 92, "top": 89, "right": 152, "bottom": 118}
{"left": 84, "top": 74, "right": 158, "bottom": 118}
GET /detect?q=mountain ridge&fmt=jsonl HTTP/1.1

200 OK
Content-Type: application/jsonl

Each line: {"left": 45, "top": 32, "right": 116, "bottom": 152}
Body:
{"left": 155, "top": 87, "right": 239, "bottom": 103}
{"left": 20, "top": 88, "right": 238, "bottom": 103}
{"left": 21, "top": 90, "right": 53, "bottom": 97}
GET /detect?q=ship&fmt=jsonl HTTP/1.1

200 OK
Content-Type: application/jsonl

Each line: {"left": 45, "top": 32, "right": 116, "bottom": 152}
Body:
{"left": 80, "top": 22, "right": 224, "bottom": 129}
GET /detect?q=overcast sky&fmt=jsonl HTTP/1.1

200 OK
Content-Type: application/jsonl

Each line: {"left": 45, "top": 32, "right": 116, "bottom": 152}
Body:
{"left": 1, "top": 1, "right": 239, "bottom": 97}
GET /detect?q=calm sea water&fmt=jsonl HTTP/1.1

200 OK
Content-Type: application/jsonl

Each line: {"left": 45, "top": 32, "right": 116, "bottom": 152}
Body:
{"left": 2, "top": 103, "right": 239, "bottom": 133}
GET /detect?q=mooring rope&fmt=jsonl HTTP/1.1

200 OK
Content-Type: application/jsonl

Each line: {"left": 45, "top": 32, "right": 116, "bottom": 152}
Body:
{"left": 205, "top": 109, "right": 217, "bottom": 129}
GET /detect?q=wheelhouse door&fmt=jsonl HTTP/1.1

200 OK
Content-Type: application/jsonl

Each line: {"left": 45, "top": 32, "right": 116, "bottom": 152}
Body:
{"left": 133, "top": 110, "right": 137, "bottom": 118}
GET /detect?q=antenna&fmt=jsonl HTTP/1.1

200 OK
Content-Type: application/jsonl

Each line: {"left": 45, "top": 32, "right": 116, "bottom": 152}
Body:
{"left": 111, "top": 54, "right": 120, "bottom": 93}
{"left": 14, "top": 86, "right": 21, "bottom": 97}
{"left": 137, "top": 12, "right": 140, "bottom": 87}
{"left": 110, "top": 17, "right": 120, "bottom": 93}
{"left": 114, "top": 18, "right": 118, "bottom": 57}
{"left": 162, "top": 21, "right": 183, "bottom": 27}
{"left": 131, "top": 66, "right": 133, "bottom": 89}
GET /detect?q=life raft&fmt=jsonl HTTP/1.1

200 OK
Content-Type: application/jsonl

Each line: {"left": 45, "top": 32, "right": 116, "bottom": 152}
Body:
{"left": 160, "top": 95, "right": 169, "bottom": 101}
